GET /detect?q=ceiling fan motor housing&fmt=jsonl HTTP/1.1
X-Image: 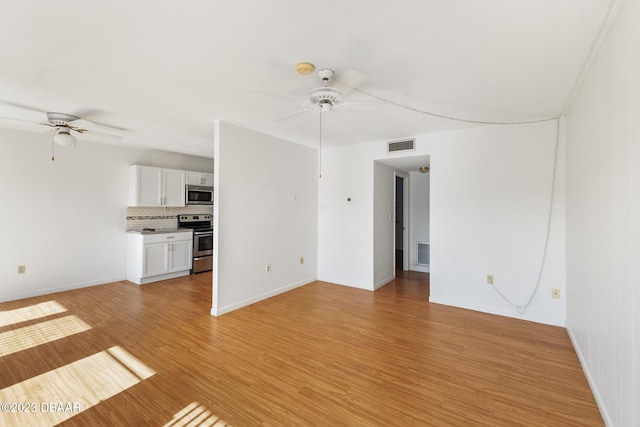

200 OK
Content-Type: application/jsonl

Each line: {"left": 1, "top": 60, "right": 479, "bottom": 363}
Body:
{"left": 309, "top": 87, "right": 341, "bottom": 109}
{"left": 47, "top": 112, "right": 80, "bottom": 126}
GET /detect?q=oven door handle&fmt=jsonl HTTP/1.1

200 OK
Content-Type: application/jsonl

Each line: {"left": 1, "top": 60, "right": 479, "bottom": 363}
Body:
{"left": 194, "top": 231, "right": 213, "bottom": 236}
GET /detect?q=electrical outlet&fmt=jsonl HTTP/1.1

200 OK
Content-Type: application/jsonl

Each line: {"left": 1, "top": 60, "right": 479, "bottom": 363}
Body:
{"left": 17, "top": 265, "right": 26, "bottom": 274}
{"left": 265, "top": 264, "right": 271, "bottom": 273}
{"left": 552, "top": 288, "right": 560, "bottom": 299}
{"left": 300, "top": 257, "right": 304, "bottom": 264}
{"left": 486, "top": 274, "right": 494, "bottom": 285}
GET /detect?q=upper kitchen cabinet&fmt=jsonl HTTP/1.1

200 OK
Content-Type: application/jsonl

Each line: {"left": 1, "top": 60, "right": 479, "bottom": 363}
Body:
{"left": 129, "top": 165, "right": 186, "bottom": 207}
{"left": 186, "top": 171, "right": 214, "bottom": 187}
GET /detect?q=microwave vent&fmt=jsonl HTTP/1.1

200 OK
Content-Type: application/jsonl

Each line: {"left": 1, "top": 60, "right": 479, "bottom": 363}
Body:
{"left": 388, "top": 138, "right": 415, "bottom": 153}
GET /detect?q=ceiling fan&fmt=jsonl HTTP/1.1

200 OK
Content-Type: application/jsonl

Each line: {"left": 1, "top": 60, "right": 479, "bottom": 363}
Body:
{"left": 278, "top": 64, "right": 367, "bottom": 178}
{"left": 308, "top": 68, "right": 343, "bottom": 112}
{"left": 272, "top": 65, "right": 366, "bottom": 122}
{"left": 0, "top": 111, "right": 123, "bottom": 147}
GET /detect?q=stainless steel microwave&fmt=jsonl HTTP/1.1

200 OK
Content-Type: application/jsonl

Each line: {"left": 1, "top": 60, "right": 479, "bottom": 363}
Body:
{"left": 185, "top": 185, "right": 213, "bottom": 205}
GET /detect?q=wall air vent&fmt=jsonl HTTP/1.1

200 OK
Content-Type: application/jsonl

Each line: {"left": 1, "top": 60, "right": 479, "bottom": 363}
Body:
{"left": 388, "top": 138, "right": 415, "bottom": 153}
{"left": 417, "top": 241, "right": 430, "bottom": 266}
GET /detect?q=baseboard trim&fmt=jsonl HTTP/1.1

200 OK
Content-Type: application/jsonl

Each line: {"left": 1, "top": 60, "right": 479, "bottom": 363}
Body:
{"left": 0, "top": 275, "right": 127, "bottom": 303}
{"left": 410, "top": 264, "right": 430, "bottom": 273}
{"left": 212, "top": 276, "right": 316, "bottom": 316}
{"left": 374, "top": 275, "right": 395, "bottom": 290}
{"left": 428, "top": 295, "right": 565, "bottom": 327}
{"left": 566, "top": 326, "right": 612, "bottom": 426}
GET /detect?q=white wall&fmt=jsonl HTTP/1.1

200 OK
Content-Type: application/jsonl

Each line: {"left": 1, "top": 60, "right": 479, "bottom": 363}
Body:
{"left": 429, "top": 121, "right": 566, "bottom": 326}
{"left": 565, "top": 0, "right": 640, "bottom": 424}
{"left": 0, "top": 127, "right": 212, "bottom": 302}
{"left": 373, "top": 161, "right": 395, "bottom": 288}
{"left": 318, "top": 144, "right": 375, "bottom": 289}
{"left": 212, "top": 122, "right": 317, "bottom": 315}
{"left": 319, "top": 120, "right": 565, "bottom": 326}
{"left": 409, "top": 171, "right": 430, "bottom": 272}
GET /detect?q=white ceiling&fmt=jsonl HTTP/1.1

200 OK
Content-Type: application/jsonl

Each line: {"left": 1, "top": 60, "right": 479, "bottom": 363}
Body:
{"left": 0, "top": 1, "right": 613, "bottom": 159}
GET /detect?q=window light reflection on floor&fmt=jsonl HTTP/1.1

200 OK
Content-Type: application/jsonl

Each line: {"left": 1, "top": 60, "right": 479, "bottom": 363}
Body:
{"left": 0, "top": 301, "right": 67, "bottom": 328}
{"left": 163, "top": 401, "right": 231, "bottom": 427}
{"left": 0, "top": 345, "right": 156, "bottom": 426}
{"left": 0, "top": 315, "right": 91, "bottom": 357}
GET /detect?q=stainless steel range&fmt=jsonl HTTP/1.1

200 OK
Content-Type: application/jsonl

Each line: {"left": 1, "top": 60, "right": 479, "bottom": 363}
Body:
{"left": 177, "top": 214, "right": 213, "bottom": 274}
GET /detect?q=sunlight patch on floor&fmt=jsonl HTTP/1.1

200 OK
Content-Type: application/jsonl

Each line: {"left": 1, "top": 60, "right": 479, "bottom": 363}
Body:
{"left": 107, "top": 345, "right": 155, "bottom": 380}
{"left": 0, "top": 301, "right": 67, "bottom": 328}
{"left": 163, "top": 401, "right": 231, "bottom": 427}
{"left": 0, "top": 345, "right": 156, "bottom": 426}
{"left": 0, "top": 315, "right": 91, "bottom": 357}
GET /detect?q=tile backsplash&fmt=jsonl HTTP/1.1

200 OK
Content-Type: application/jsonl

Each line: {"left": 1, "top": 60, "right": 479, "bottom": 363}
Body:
{"left": 126, "top": 206, "right": 213, "bottom": 231}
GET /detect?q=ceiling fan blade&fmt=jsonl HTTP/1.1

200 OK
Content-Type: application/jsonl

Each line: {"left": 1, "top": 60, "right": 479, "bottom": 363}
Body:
{"left": 0, "top": 100, "right": 48, "bottom": 116}
{"left": 273, "top": 108, "right": 312, "bottom": 122}
{"left": 73, "top": 128, "right": 123, "bottom": 140}
{"left": 69, "top": 116, "right": 130, "bottom": 134}
{"left": 0, "top": 115, "right": 50, "bottom": 132}
{"left": 68, "top": 118, "right": 95, "bottom": 128}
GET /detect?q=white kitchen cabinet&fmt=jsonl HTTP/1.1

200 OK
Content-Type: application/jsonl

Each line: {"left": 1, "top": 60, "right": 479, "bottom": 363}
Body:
{"left": 186, "top": 171, "right": 214, "bottom": 187}
{"left": 127, "top": 231, "right": 193, "bottom": 285}
{"left": 129, "top": 165, "right": 186, "bottom": 207}
{"left": 166, "top": 239, "right": 193, "bottom": 272}
{"left": 162, "top": 168, "right": 186, "bottom": 205}
{"left": 142, "top": 242, "right": 169, "bottom": 277}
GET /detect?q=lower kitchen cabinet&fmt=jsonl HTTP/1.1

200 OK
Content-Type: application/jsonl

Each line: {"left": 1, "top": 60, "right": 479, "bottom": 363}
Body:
{"left": 127, "top": 231, "right": 193, "bottom": 285}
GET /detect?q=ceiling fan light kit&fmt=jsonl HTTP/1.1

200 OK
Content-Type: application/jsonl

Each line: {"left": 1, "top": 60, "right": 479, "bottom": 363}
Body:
{"left": 53, "top": 129, "right": 76, "bottom": 146}
{"left": 0, "top": 108, "right": 122, "bottom": 160}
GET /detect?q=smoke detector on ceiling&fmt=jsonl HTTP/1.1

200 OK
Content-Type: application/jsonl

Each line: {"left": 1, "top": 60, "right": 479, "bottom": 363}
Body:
{"left": 296, "top": 62, "right": 315, "bottom": 75}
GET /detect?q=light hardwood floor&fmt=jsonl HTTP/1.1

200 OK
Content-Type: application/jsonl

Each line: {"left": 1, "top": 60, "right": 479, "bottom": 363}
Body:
{"left": 0, "top": 271, "right": 603, "bottom": 426}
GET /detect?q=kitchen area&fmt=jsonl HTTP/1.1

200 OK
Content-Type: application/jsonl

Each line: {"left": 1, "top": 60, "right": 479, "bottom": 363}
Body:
{"left": 125, "top": 165, "right": 214, "bottom": 285}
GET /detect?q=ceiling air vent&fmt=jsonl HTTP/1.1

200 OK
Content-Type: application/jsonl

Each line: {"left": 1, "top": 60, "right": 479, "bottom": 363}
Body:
{"left": 388, "top": 138, "right": 415, "bottom": 153}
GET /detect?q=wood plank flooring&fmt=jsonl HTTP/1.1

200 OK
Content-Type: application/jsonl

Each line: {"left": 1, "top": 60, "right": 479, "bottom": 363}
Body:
{"left": 0, "top": 271, "right": 603, "bottom": 426}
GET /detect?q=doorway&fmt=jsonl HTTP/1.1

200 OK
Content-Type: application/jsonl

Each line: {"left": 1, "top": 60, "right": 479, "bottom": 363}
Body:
{"left": 395, "top": 173, "right": 409, "bottom": 272}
